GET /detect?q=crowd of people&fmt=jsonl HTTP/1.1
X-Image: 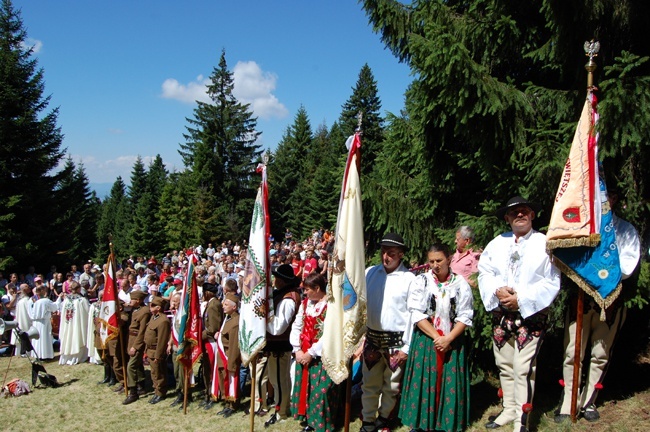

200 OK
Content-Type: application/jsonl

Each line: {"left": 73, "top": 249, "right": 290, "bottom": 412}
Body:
{"left": 0, "top": 194, "right": 643, "bottom": 432}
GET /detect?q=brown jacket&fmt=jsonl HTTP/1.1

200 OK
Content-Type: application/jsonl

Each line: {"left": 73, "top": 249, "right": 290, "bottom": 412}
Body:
{"left": 202, "top": 297, "right": 223, "bottom": 342}
{"left": 128, "top": 306, "right": 151, "bottom": 352}
{"left": 145, "top": 313, "right": 171, "bottom": 360}
{"left": 217, "top": 312, "right": 240, "bottom": 373}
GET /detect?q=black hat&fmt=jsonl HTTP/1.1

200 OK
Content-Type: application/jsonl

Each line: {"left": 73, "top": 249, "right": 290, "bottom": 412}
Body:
{"left": 272, "top": 264, "right": 299, "bottom": 284}
{"left": 495, "top": 196, "right": 542, "bottom": 219}
{"left": 379, "top": 232, "right": 408, "bottom": 251}
{"left": 203, "top": 283, "right": 219, "bottom": 294}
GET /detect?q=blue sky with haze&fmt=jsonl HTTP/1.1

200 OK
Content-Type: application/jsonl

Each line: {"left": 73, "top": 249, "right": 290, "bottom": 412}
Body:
{"left": 14, "top": 1, "right": 412, "bottom": 196}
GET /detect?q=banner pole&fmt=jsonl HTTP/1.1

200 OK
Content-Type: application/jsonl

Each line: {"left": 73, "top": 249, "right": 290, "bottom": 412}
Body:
{"left": 344, "top": 358, "right": 353, "bottom": 432}
{"left": 183, "top": 365, "right": 190, "bottom": 415}
{"left": 249, "top": 356, "right": 257, "bottom": 432}
{"left": 570, "top": 289, "right": 585, "bottom": 423}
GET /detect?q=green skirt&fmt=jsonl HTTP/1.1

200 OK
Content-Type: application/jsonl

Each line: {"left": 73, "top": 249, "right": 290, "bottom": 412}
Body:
{"left": 291, "top": 357, "right": 341, "bottom": 432}
{"left": 398, "top": 327, "right": 470, "bottom": 431}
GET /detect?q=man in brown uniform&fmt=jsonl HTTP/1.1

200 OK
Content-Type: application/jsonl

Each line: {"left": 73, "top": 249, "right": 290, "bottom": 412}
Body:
{"left": 199, "top": 282, "right": 223, "bottom": 410}
{"left": 109, "top": 302, "right": 131, "bottom": 393}
{"left": 145, "top": 296, "right": 171, "bottom": 404}
{"left": 216, "top": 293, "right": 241, "bottom": 418}
{"left": 123, "top": 290, "right": 151, "bottom": 404}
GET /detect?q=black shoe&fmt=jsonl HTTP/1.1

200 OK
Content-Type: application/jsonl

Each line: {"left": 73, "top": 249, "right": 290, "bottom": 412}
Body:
{"left": 554, "top": 414, "right": 570, "bottom": 424}
{"left": 488, "top": 411, "right": 503, "bottom": 422}
{"left": 170, "top": 394, "right": 183, "bottom": 407}
{"left": 149, "top": 395, "right": 164, "bottom": 404}
{"left": 300, "top": 420, "right": 308, "bottom": 427}
{"left": 112, "top": 383, "right": 125, "bottom": 393}
{"left": 485, "top": 421, "right": 502, "bottom": 429}
{"left": 222, "top": 407, "right": 235, "bottom": 418}
{"left": 97, "top": 376, "right": 110, "bottom": 385}
{"left": 217, "top": 407, "right": 229, "bottom": 415}
{"left": 122, "top": 394, "right": 139, "bottom": 405}
{"left": 264, "top": 414, "right": 278, "bottom": 428}
{"left": 106, "top": 377, "right": 117, "bottom": 387}
{"left": 303, "top": 427, "right": 315, "bottom": 432}
{"left": 359, "top": 422, "right": 377, "bottom": 432}
{"left": 203, "top": 400, "right": 215, "bottom": 410}
{"left": 198, "top": 399, "right": 207, "bottom": 408}
{"left": 136, "top": 385, "right": 146, "bottom": 396}
{"left": 583, "top": 404, "right": 600, "bottom": 422}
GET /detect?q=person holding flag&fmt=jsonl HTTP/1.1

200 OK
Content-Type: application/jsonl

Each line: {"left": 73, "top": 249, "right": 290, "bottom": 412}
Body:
{"left": 199, "top": 282, "right": 223, "bottom": 410}
{"left": 122, "top": 290, "right": 151, "bottom": 405}
{"left": 554, "top": 188, "right": 640, "bottom": 422}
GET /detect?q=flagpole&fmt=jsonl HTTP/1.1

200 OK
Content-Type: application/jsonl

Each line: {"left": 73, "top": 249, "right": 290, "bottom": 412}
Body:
{"left": 183, "top": 365, "right": 190, "bottom": 414}
{"left": 109, "top": 239, "right": 129, "bottom": 397}
{"left": 343, "top": 358, "right": 353, "bottom": 432}
{"left": 570, "top": 40, "right": 600, "bottom": 423}
{"left": 249, "top": 355, "right": 257, "bottom": 432}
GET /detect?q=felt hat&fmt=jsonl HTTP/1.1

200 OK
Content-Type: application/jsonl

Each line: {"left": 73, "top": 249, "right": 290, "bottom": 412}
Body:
{"left": 272, "top": 264, "right": 299, "bottom": 284}
{"left": 495, "top": 196, "right": 542, "bottom": 219}
{"left": 379, "top": 232, "right": 408, "bottom": 251}
{"left": 224, "top": 292, "right": 240, "bottom": 307}
{"left": 203, "top": 282, "right": 219, "bottom": 293}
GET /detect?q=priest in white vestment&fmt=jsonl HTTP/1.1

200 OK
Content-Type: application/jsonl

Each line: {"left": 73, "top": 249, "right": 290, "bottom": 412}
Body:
{"left": 86, "top": 298, "right": 102, "bottom": 364}
{"left": 11, "top": 284, "right": 33, "bottom": 356}
{"left": 58, "top": 281, "right": 90, "bottom": 365}
{"left": 29, "top": 284, "right": 60, "bottom": 360}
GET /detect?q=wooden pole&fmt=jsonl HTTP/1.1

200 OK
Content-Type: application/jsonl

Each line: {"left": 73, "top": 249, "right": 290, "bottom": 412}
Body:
{"left": 570, "top": 288, "right": 585, "bottom": 422}
{"left": 344, "top": 357, "right": 353, "bottom": 432}
{"left": 183, "top": 365, "right": 190, "bottom": 414}
{"left": 249, "top": 357, "right": 257, "bottom": 432}
{"left": 118, "top": 322, "right": 128, "bottom": 396}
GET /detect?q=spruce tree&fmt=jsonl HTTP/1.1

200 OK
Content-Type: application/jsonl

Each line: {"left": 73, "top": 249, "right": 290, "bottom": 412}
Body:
{"left": 180, "top": 49, "right": 262, "bottom": 242}
{"left": 0, "top": 0, "right": 65, "bottom": 270}
{"left": 95, "top": 177, "right": 129, "bottom": 261}
{"left": 130, "top": 155, "right": 167, "bottom": 257}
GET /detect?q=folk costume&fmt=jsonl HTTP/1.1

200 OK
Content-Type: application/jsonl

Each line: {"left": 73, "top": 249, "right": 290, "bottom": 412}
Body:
{"left": 29, "top": 296, "right": 59, "bottom": 360}
{"left": 361, "top": 262, "right": 415, "bottom": 427}
{"left": 215, "top": 294, "right": 241, "bottom": 410}
{"left": 479, "top": 225, "right": 560, "bottom": 432}
{"left": 399, "top": 271, "right": 473, "bottom": 432}
{"left": 145, "top": 296, "right": 171, "bottom": 402}
{"left": 58, "top": 293, "right": 90, "bottom": 365}
{"left": 265, "top": 264, "right": 301, "bottom": 424}
{"left": 290, "top": 297, "right": 341, "bottom": 432}
{"left": 557, "top": 215, "right": 641, "bottom": 420}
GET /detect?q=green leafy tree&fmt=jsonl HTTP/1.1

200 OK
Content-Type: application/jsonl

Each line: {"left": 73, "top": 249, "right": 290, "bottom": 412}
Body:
{"left": 158, "top": 170, "right": 196, "bottom": 250}
{"left": 0, "top": 0, "right": 65, "bottom": 271}
{"left": 180, "top": 49, "right": 262, "bottom": 242}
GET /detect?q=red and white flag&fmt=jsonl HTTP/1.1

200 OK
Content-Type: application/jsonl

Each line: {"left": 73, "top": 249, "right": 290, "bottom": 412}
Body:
{"left": 98, "top": 253, "right": 119, "bottom": 348}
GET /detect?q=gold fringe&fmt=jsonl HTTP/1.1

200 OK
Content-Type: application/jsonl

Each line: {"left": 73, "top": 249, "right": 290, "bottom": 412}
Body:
{"left": 546, "top": 234, "right": 601, "bottom": 253}
{"left": 552, "top": 256, "right": 622, "bottom": 321}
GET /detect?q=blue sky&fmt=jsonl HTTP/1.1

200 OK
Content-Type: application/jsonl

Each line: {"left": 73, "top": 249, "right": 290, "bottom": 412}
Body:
{"left": 14, "top": 1, "right": 412, "bottom": 195}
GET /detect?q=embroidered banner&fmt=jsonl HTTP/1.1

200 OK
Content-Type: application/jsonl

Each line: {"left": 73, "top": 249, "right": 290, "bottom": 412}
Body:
{"left": 321, "top": 133, "right": 367, "bottom": 384}
{"left": 239, "top": 163, "right": 271, "bottom": 366}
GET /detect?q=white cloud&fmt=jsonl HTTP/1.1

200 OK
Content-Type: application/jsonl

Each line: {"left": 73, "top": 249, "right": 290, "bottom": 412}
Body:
{"left": 60, "top": 154, "right": 156, "bottom": 184}
{"left": 21, "top": 38, "right": 43, "bottom": 54}
{"left": 161, "top": 61, "right": 288, "bottom": 120}
{"left": 232, "top": 61, "right": 288, "bottom": 119}
{"left": 161, "top": 75, "right": 210, "bottom": 104}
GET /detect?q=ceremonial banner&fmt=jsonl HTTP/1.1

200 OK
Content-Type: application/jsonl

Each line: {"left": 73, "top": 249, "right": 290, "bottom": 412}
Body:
{"left": 176, "top": 255, "right": 203, "bottom": 367}
{"left": 239, "top": 163, "right": 271, "bottom": 366}
{"left": 98, "top": 254, "right": 119, "bottom": 349}
{"left": 547, "top": 93, "right": 622, "bottom": 316}
{"left": 322, "top": 133, "right": 367, "bottom": 384}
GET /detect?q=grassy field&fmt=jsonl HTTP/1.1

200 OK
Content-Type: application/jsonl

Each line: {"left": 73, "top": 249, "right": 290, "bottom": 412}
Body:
{"left": 1, "top": 333, "right": 649, "bottom": 432}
